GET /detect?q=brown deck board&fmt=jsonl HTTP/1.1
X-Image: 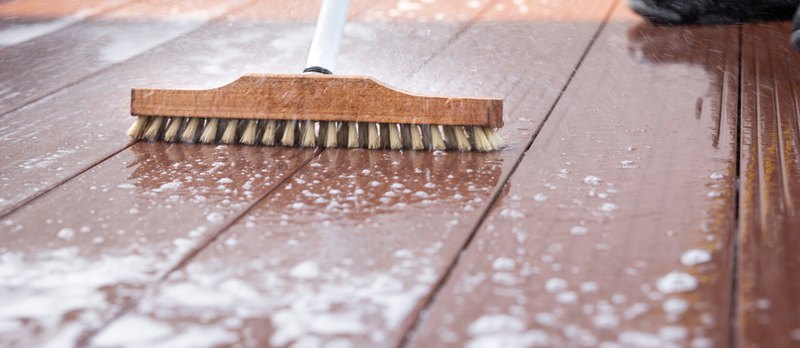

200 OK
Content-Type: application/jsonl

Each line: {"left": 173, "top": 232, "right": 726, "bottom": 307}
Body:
{"left": 0, "top": 0, "right": 257, "bottom": 117}
{"left": 737, "top": 21, "right": 800, "bottom": 348}
{"left": 0, "top": 0, "right": 127, "bottom": 39}
{"left": 84, "top": 0, "right": 618, "bottom": 346}
{"left": 408, "top": 6, "right": 740, "bottom": 348}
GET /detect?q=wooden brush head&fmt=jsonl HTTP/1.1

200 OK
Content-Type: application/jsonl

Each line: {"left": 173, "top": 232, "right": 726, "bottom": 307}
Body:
{"left": 131, "top": 74, "right": 503, "bottom": 128}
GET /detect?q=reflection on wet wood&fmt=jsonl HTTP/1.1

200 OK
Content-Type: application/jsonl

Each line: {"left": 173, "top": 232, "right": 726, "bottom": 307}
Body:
{"left": 409, "top": 5, "right": 740, "bottom": 347}
{"left": 738, "top": 21, "right": 800, "bottom": 348}
{"left": 0, "top": 0, "right": 253, "bottom": 116}
{"left": 0, "top": 0, "right": 126, "bottom": 34}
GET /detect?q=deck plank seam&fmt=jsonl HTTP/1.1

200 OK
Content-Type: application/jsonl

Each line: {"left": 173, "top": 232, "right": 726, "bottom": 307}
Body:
{"left": 406, "top": 0, "right": 500, "bottom": 78}
{"left": 397, "top": 0, "right": 622, "bottom": 346}
{"left": 0, "top": 141, "right": 135, "bottom": 217}
{"left": 730, "top": 23, "right": 743, "bottom": 348}
{"left": 786, "top": 26, "right": 800, "bottom": 213}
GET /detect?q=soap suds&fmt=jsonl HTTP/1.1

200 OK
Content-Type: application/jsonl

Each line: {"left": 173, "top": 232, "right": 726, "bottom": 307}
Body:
{"left": 492, "top": 257, "right": 516, "bottom": 271}
{"left": 656, "top": 272, "right": 697, "bottom": 294}
{"left": 680, "top": 249, "right": 711, "bottom": 266}
{"left": 289, "top": 260, "right": 321, "bottom": 279}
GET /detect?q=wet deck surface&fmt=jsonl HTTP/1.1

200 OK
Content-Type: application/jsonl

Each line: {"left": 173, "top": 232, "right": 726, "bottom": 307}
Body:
{"left": 1, "top": 0, "right": 799, "bottom": 347}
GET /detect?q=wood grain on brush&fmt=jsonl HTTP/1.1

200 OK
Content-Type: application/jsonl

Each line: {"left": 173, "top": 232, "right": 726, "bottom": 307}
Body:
{"left": 131, "top": 74, "right": 504, "bottom": 128}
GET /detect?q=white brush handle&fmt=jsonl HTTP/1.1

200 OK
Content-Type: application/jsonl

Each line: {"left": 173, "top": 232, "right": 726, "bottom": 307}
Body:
{"left": 305, "top": 0, "right": 351, "bottom": 74}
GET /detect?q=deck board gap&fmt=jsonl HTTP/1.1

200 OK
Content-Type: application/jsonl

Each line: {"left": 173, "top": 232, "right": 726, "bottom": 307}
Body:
{"left": 729, "top": 23, "right": 744, "bottom": 348}
{"left": 0, "top": 142, "right": 135, "bottom": 218}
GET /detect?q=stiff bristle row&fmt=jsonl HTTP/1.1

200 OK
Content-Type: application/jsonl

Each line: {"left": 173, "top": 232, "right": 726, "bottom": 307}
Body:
{"left": 128, "top": 116, "right": 504, "bottom": 151}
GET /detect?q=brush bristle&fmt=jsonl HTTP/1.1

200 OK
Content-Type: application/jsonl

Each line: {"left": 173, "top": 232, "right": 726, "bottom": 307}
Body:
{"left": 444, "top": 126, "right": 471, "bottom": 151}
{"left": 336, "top": 122, "right": 347, "bottom": 146}
{"left": 485, "top": 127, "right": 505, "bottom": 149}
{"left": 470, "top": 126, "right": 492, "bottom": 151}
{"left": 261, "top": 120, "right": 279, "bottom": 145}
{"left": 429, "top": 125, "right": 446, "bottom": 151}
{"left": 163, "top": 117, "right": 183, "bottom": 142}
{"left": 282, "top": 121, "right": 297, "bottom": 146}
{"left": 240, "top": 120, "right": 258, "bottom": 145}
{"left": 400, "top": 124, "right": 412, "bottom": 149}
{"left": 367, "top": 123, "right": 380, "bottom": 149}
{"left": 421, "top": 125, "right": 432, "bottom": 148}
{"left": 181, "top": 118, "right": 201, "bottom": 143}
{"left": 128, "top": 116, "right": 150, "bottom": 139}
{"left": 456, "top": 126, "right": 472, "bottom": 151}
{"left": 129, "top": 115, "right": 502, "bottom": 151}
{"left": 323, "top": 121, "right": 338, "bottom": 148}
{"left": 200, "top": 118, "right": 219, "bottom": 143}
{"left": 221, "top": 119, "right": 239, "bottom": 144}
{"left": 387, "top": 123, "right": 402, "bottom": 150}
{"left": 317, "top": 121, "right": 329, "bottom": 145}
{"left": 409, "top": 125, "right": 424, "bottom": 150}
{"left": 346, "top": 122, "right": 358, "bottom": 148}
{"left": 144, "top": 116, "right": 165, "bottom": 141}
{"left": 358, "top": 122, "right": 368, "bottom": 148}
{"left": 300, "top": 120, "right": 316, "bottom": 147}
{"left": 379, "top": 123, "right": 390, "bottom": 149}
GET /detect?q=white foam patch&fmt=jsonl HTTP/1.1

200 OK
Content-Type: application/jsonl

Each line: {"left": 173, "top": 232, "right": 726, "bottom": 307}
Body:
{"left": 91, "top": 314, "right": 174, "bottom": 345}
{"left": 658, "top": 326, "right": 687, "bottom": 342}
{"left": 466, "top": 314, "right": 549, "bottom": 348}
{"left": 466, "top": 331, "right": 550, "bottom": 348}
{"left": 663, "top": 298, "right": 688, "bottom": 317}
{"left": 583, "top": 175, "right": 602, "bottom": 185}
{"left": 468, "top": 314, "right": 525, "bottom": 336}
{"left": 0, "top": 248, "right": 159, "bottom": 345}
{"left": 290, "top": 260, "right": 320, "bottom": 279}
{"left": 545, "top": 278, "right": 567, "bottom": 293}
{"left": 492, "top": 257, "right": 515, "bottom": 271}
{"left": 563, "top": 324, "right": 597, "bottom": 346}
{"left": 130, "top": 246, "right": 439, "bottom": 346}
{"left": 618, "top": 331, "right": 662, "bottom": 347}
{"left": 656, "top": 272, "right": 697, "bottom": 294}
{"left": 680, "top": 249, "right": 711, "bottom": 266}
{"left": 0, "top": 16, "right": 85, "bottom": 46}
{"left": 91, "top": 314, "right": 236, "bottom": 348}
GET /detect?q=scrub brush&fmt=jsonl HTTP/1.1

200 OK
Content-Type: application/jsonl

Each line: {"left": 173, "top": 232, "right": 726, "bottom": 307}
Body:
{"left": 127, "top": 0, "right": 504, "bottom": 151}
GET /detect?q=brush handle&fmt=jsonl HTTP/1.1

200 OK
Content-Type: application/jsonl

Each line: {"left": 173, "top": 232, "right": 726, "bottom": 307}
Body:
{"left": 304, "top": 0, "right": 351, "bottom": 74}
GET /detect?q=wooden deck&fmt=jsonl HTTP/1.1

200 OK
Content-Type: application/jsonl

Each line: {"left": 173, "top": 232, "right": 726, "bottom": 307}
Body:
{"left": 1, "top": 0, "right": 799, "bottom": 347}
